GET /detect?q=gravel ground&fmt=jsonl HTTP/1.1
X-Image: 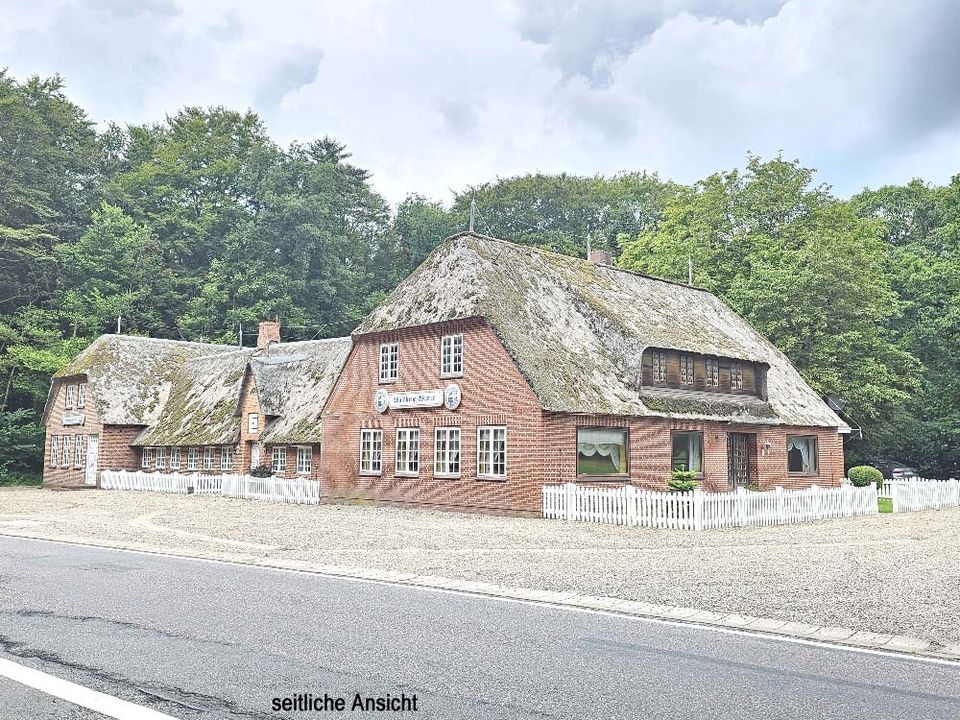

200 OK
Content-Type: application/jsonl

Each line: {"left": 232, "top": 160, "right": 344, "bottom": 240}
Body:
{"left": 1, "top": 487, "right": 958, "bottom": 646}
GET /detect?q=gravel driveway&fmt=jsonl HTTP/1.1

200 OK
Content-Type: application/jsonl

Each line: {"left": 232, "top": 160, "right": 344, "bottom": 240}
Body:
{"left": 1, "top": 487, "right": 958, "bottom": 647}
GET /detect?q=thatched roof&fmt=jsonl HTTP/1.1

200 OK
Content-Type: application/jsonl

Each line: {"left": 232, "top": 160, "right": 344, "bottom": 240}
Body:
{"left": 355, "top": 232, "right": 847, "bottom": 429}
{"left": 50, "top": 334, "right": 351, "bottom": 446}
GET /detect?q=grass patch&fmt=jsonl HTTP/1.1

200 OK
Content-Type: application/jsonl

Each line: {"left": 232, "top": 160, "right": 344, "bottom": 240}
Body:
{"left": 878, "top": 497, "right": 892, "bottom": 513}
{"left": 0, "top": 472, "right": 42, "bottom": 487}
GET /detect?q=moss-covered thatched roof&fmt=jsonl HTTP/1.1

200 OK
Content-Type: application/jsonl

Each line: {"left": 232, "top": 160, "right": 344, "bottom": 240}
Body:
{"left": 355, "top": 232, "right": 847, "bottom": 429}
{"left": 51, "top": 333, "right": 351, "bottom": 446}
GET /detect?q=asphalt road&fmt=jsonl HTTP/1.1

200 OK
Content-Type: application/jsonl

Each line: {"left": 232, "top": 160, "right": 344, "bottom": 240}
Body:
{"left": 0, "top": 536, "right": 957, "bottom": 720}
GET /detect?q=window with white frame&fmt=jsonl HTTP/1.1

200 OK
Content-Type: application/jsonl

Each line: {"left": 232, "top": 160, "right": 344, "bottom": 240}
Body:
{"left": 477, "top": 426, "right": 506, "bottom": 478}
{"left": 248, "top": 413, "right": 259, "bottom": 433}
{"left": 50, "top": 436, "right": 59, "bottom": 467}
{"left": 74, "top": 435, "right": 84, "bottom": 468}
{"left": 440, "top": 334, "right": 463, "bottom": 378}
{"left": 730, "top": 362, "right": 743, "bottom": 390}
{"left": 169, "top": 446, "right": 181, "bottom": 469}
{"left": 203, "top": 447, "right": 215, "bottom": 470}
{"left": 221, "top": 446, "right": 233, "bottom": 471}
{"left": 272, "top": 446, "right": 287, "bottom": 473}
{"left": 395, "top": 428, "right": 420, "bottom": 475}
{"left": 359, "top": 429, "right": 383, "bottom": 474}
{"left": 577, "top": 427, "right": 628, "bottom": 476}
{"left": 379, "top": 342, "right": 399, "bottom": 383}
{"left": 652, "top": 351, "right": 666, "bottom": 383}
{"left": 705, "top": 358, "right": 719, "bottom": 388}
{"left": 672, "top": 431, "right": 703, "bottom": 474}
{"left": 296, "top": 446, "right": 312, "bottom": 474}
{"left": 680, "top": 354, "right": 694, "bottom": 385}
{"left": 156, "top": 446, "right": 167, "bottom": 469}
{"left": 187, "top": 447, "right": 198, "bottom": 470}
{"left": 787, "top": 436, "right": 818, "bottom": 474}
{"left": 77, "top": 383, "right": 86, "bottom": 408}
{"left": 434, "top": 427, "right": 461, "bottom": 476}
{"left": 64, "top": 384, "right": 75, "bottom": 409}
{"left": 61, "top": 435, "right": 72, "bottom": 467}
{"left": 142, "top": 447, "right": 153, "bottom": 469}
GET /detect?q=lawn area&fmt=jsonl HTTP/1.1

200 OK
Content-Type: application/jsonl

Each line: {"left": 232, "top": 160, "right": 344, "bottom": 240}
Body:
{"left": 878, "top": 497, "right": 892, "bottom": 513}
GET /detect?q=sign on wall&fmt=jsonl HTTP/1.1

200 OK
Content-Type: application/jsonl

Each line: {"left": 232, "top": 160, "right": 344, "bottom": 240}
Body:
{"left": 374, "top": 384, "right": 462, "bottom": 413}
{"left": 62, "top": 415, "right": 85, "bottom": 426}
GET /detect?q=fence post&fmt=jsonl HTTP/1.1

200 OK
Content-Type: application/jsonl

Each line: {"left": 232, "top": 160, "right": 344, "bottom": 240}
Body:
{"left": 625, "top": 485, "right": 637, "bottom": 527}
{"left": 892, "top": 483, "right": 900, "bottom": 513}
{"left": 775, "top": 486, "right": 785, "bottom": 524}
{"left": 565, "top": 482, "right": 576, "bottom": 522}
{"left": 692, "top": 489, "right": 703, "bottom": 531}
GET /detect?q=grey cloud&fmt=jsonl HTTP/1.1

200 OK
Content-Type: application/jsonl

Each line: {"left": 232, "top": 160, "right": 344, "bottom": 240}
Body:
{"left": 254, "top": 50, "right": 323, "bottom": 108}
{"left": 207, "top": 9, "right": 244, "bottom": 42}
{"left": 436, "top": 98, "right": 480, "bottom": 136}
{"left": 88, "top": 0, "right": 180, "bottom": 20}
{"left": 514, "top": 0, "right": 786, "bottom": 84}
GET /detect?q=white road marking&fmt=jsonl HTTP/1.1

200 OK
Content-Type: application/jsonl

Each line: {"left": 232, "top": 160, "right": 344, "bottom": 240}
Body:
{"left": 0, "top": 658, "right": 179, "bottom": 720}
{"left": 3, "top": 533, "right": 959, "bottom": 668}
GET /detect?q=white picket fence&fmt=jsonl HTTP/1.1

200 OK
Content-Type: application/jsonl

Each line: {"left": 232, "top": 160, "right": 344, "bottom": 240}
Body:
{"left": 100, "top": 470, "right": 320, "bottom": 505}
{"left": 542, "top": 483, "right": 878, "bottom": 530}
{"left": 891, "top": 478, "right": 960, "bottom": 513}
{"left": 100, "top": 470, "right": 191, "bottom": 494}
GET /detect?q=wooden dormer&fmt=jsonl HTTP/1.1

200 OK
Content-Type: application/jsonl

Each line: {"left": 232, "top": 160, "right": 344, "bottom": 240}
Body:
{"left": 640, "top": 348, "right": 768, "bottom": 400}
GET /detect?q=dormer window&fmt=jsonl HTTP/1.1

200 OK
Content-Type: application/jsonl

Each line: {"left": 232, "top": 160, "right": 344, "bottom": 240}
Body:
{"left": 652, "top": 351, "right": 666, "bottom": 383}
{"left": 77, "top": 383, "right": 86, "bottom": 408}
{"left": 731, "top": 362, "right": 743, "bottom": 390}
{"left": 441, "top": 334, "right": 463, "bottom": 378}
{"left": 680, "top": 355, "right": 694, "bottom": 385}
{"left": 64, "top": 384, "right": 75, "bottom": 409}
{"left": 379, "top": 342, "right": 399, "bottom": 383}
{"left": 248, "top": 413, "right": 259, "bottom": 433}
{"left": 705, "top": 358, "right": 719, "bottom": 388}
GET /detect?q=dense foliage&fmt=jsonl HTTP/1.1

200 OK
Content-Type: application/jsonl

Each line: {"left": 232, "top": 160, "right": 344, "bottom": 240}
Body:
{"left": 1, "top": 72, "right": 957, "bottom": 481}
{"left": 847, "top": 466, "right": 884, "bottom": 488}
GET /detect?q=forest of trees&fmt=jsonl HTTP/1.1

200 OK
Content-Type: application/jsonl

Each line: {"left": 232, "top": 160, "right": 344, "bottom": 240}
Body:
{"left": 1, "top": 71, "right": 958, "bottom": 482}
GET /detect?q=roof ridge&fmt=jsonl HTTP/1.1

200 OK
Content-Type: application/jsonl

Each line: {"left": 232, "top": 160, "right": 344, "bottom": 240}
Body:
{"left": 447, "top": 231, "right": 713, "bottom": 293}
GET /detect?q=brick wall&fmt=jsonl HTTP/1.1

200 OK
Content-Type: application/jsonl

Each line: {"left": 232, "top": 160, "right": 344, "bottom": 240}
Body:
{"left": 42, "top": 375, "right": 102, "bottom": 486}
{"left": 322, "top": 318, "right": 547, "bottom": 512}
{"left": 238, "top": 370, "right": 263, "bottom": 472}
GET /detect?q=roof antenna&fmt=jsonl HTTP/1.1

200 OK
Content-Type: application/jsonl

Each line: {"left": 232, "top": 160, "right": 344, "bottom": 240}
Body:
{"left": 469, "top": 197, "right": 476, "bottom": 233}
{"left": 238, "top": 321, "right": 243, "bottom": 348}
{"left": 688, "top": 253, "right": 693, "bottom": 286}
{"left": 586, "top": 237, "right": 592, "bottom": 260}
{"left": 116, "top": 314, "right": 121, "bottom": 334}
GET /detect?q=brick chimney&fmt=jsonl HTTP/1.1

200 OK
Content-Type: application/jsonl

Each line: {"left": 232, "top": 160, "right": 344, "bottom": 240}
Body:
{"left": 588, "top": 249, "right": 613, "bottom": 266}
{"left": 257, "top": 321, "right": 281, "bottom": 349}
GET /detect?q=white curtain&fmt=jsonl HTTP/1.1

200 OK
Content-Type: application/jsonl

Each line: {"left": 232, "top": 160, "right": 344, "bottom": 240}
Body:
{"left": 689, "top": 434, "right": 702, "bottom": 473}
{"left": 788, "top": 437, "right": 813, "bottom": 471}
{"left": 577, "top": 428, "right": 626, "bottom": 472}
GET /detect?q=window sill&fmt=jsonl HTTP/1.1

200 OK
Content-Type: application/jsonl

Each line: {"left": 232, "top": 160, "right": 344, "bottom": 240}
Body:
{"left": 395, "top": 472, "right": 420, "bottom": 479}
{"left": 440, "top": 373, "right": 463, "bottom": 380}
{"left": 378, "top": 379, "right": 398, "bottom": 385}
{"left": 788, "top": 471, "right": 819, "bottom": 477}
{"left": 477, "top": 475, "right": 506, "bottom": 483}
{"left": 359, "top": 470, "right": 382, "bottom": 476}
{"left": 576, "top": 475, "right": 630, "bottom": 482}
{"left": 434, "top": 473, "right": 462, "bottom": 480}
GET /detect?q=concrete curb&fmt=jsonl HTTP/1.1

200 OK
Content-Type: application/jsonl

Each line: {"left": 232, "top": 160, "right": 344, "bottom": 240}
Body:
{"left": 3, "top": 530, "right": 959, "bottom": 663}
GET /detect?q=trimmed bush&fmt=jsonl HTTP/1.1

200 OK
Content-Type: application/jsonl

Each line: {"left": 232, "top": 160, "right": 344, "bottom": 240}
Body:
{"left": 847, "top": 465, "right": 883, "bottom": 488}
{"left": 250, "top": 464, "right": 274, "bottom": 478}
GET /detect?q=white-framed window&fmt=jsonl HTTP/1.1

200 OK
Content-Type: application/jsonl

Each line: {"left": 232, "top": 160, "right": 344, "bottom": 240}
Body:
{"left": 156, "top": 446, "right": 167, "bottom": 469}
{"left": 440, "top": 334, "right": 463, "bottom": 378}
{"left": 434, "top": 427, "right": 461, "bottom": 476}
{"left": 49, "top": 436, "right": 59, "bottom": 467}
{"left": 680, "top": 354, "right": 694, "bottom": 385}
{"left": 395, "top": 428, "right": 420, "bottom": 475}
{"left": 296, "top": 446, "right": 312, "bottom": 474}
{"left": 652, "top": 351, "right": 666, "bottom": 383}
{"left": 203, "top": 447, "right": 215, "bottom": 470}
{"left": 787, "top": 436, "right": 818, "bottom": 474}
{"left": 221, "top": 446, "right": 233, "bottom": 471}
{"left": 272, "top": 446, "right": 287, "bottom": 473}
{"left": 577, "top": 427, "right": 628, "bottom": 476}
{"left": 477, "top": 426, "right": 506, "bottom": 478}
{"left": 379, "top": 342, "right": 399, "bottom": 383}
{"left": 61, "top": 435, "right": 71, "bottom": 467}
{"left": 705, "top": 358, "right": 719, "bottom": 388}
{"left": 248, "top": 413, "right": 259, "bottom": 433}
{"left": 142, "top": 447, "right": 153, "bottom": 469}
{"left": 359, "top": 429, "right": 383, "bottom": 474}
{"left": 77, "top": 383, "right": 86, "bottom": 409}
{"left": 64, "top": 384, "right": 75, "bottom": 409}
{"left": 731, "top": 362, "right": 744, "bottom": 391}
{"left": 672, "top": 431, "right": 703, "bottom": 474}
{"left": 74, "top": 435, "right": 85, "bottom": 468}
{"left": 187, "top": 447, "right": 198, "bottom": 470}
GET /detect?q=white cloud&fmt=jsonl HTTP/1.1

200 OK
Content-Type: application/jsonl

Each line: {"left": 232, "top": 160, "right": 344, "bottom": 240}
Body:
{"left": 0, "top": 0, "right": 958, "bottom": 205}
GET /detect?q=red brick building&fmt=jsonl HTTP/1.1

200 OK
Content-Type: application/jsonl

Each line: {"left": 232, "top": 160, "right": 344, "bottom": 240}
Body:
{"left": 42, "top": 232, "right": 848, "bottom": 513}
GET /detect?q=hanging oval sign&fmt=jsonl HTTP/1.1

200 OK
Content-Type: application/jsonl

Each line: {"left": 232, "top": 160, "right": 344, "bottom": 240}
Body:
{"left": 444, "top": 383, "right": 462, "bottom": 411}
{"left": 374, "top": 389, "right": 389, "bottom": 414}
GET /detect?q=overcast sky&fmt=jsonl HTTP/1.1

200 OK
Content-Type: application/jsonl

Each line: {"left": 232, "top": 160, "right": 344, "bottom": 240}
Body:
{"left": 3, "top": 0, "right": 959, "bottom": 204}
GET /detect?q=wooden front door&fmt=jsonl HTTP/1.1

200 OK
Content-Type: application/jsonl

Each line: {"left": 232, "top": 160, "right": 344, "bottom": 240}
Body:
{"left": 728, "top": 433, "right": 750, "bottom": 488}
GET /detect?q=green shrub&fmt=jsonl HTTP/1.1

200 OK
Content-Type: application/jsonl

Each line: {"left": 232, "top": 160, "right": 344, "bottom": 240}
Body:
{"left": 668, "top": 468, "right": 700, "bottom": 493}
{"left": 848, "top": 465, "right": 883, "bottom": 488}
{"left": 250, "top": 464, "right": 274, "bottom": 478}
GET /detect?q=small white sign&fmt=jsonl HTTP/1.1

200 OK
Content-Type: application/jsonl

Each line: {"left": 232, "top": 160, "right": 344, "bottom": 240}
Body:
{"left": 444, "top": 384, "right": 462, "bottom": 410}
{"left": 374, "top": 389, "right": 389, "bottom": 414}
{"left": 62, "top": 415, "right": 85, "bottom": 427}
{"left": 390, "top": 389, "right": 444, "bottom": 410}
